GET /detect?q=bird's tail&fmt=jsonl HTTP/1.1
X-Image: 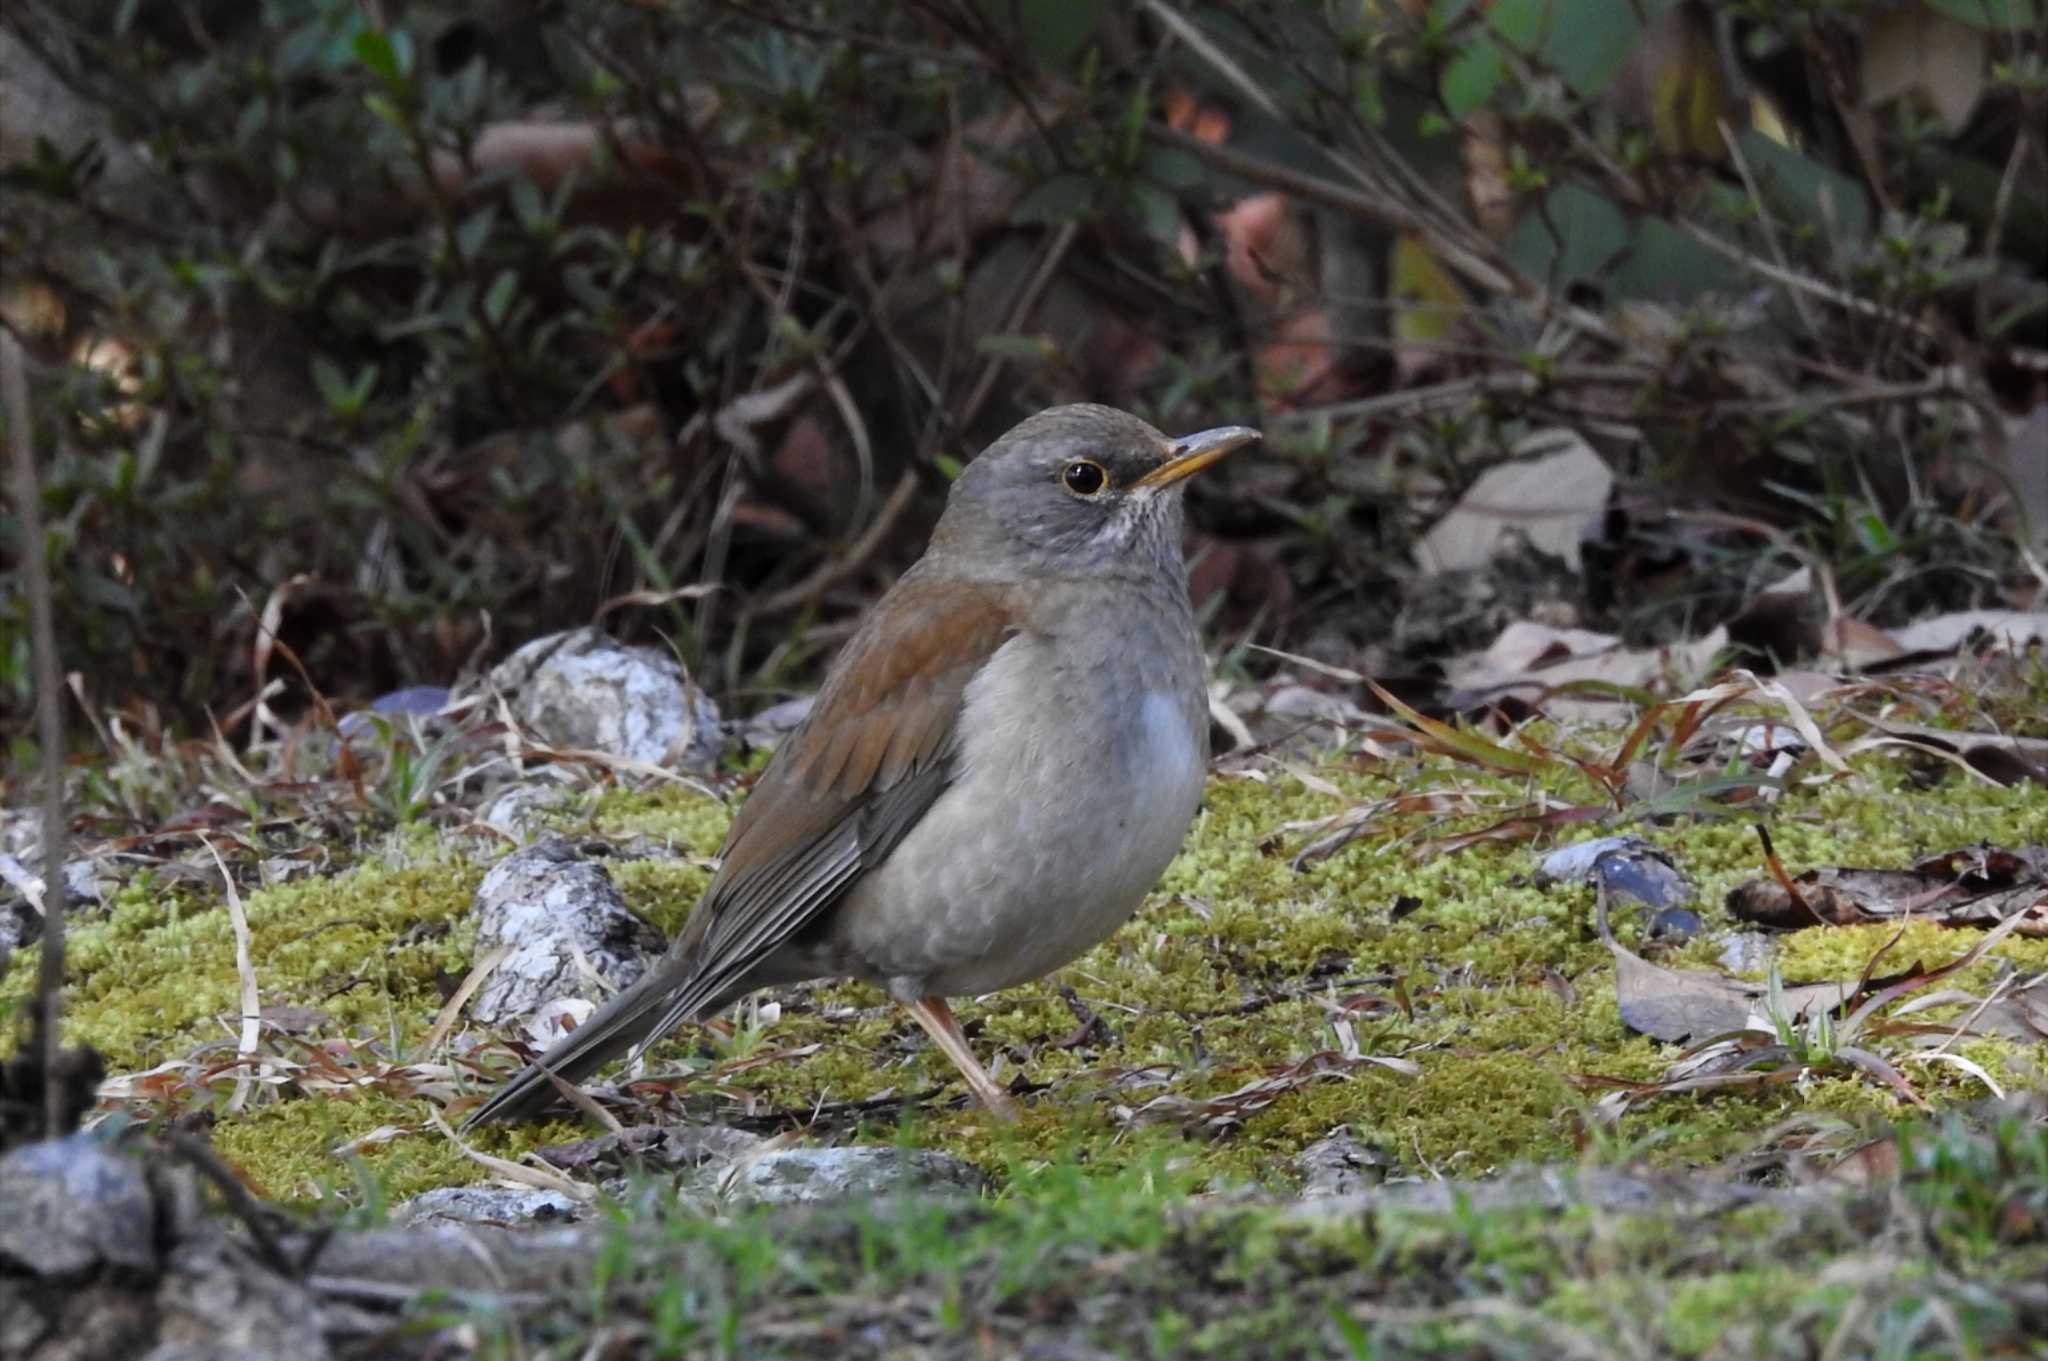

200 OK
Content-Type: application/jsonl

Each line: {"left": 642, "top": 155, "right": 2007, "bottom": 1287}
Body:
{"left": 459, "top": 964, "right": 735, "bottom": 1129}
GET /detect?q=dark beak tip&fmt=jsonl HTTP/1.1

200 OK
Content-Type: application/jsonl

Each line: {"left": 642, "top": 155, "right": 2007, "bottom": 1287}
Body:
{"left": 1168, "top": 426, "right": 1261, "bottom": 459}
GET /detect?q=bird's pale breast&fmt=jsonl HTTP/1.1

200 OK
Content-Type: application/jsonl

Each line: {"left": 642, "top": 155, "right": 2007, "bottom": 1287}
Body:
{"left": 821, "top": 584, "right": 1207, "bottom": 999}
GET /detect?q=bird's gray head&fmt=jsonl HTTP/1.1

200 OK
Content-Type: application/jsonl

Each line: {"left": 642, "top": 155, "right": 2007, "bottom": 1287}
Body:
{"left": 931, "top": 404, "right": 1259, "bottom": 583}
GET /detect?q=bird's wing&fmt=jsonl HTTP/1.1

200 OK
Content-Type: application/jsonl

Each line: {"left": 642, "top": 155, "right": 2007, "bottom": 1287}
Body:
{"left": 460, "top": 573, "right": 1017, "bottom": 1127}
{"left": 664, "top": 572, "right": 1020, "bottom": 1012}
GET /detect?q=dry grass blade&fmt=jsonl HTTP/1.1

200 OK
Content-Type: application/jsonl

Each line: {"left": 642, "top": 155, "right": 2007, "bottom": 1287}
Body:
{"left": 1838, "top": 907, "right": 2036, "bottom": 1035}
{"left": 423, "top": 942, "right": 513, "bottom": 1054}
{"left": 200, "top": 834, "right": 263, "bottom": 1114}
{"left": 1364, "top": 678, "right": 1551, "bottom": 778}
{"left": 430, "top": 1110, "right": 597, "bottom": 1202}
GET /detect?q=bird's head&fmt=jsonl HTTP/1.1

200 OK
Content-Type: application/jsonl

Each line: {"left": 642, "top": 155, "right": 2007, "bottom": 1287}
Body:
{"left": 934, "top": 403, "right": 1260, "bottom": 581}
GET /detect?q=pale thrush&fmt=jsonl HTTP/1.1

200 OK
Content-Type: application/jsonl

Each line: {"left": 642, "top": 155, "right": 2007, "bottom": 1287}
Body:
{"left": 464, "top": 403, "right": 1259, "bottom": 1125}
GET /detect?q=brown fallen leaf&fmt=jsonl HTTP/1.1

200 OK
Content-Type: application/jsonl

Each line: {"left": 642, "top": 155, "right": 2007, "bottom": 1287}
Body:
{"left": 1599, "top": 883, "right": 1851, "bottom": 1043}
{"left": 1727, "top": 844, "right": 2048, "bottom": 935}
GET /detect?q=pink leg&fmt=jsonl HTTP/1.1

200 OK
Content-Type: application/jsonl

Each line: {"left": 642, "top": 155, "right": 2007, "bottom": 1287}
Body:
{"left": 903, "top": 996, "right": 1019, "bottom": 1119}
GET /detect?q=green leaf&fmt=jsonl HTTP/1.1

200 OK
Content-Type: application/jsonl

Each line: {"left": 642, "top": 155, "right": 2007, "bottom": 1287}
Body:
{"left": 1540, "top": 0, "right": 1648, "bottom": 97}
{"left": 1141, "top": 147, "right": 1203, "bottom": 191}
{"left": 1505, "top": 183, "right": 1629, "bottom": 289}
{"left": 361, "top": 93, "right": 404, "bottom": 130}
{"left": 1015, "top": 0, "right": 1100, "bottom": 70}
{"left": 1853, "top": 511, "right": 1896, "bottom": 554}
{"left": 455, "top": 205, "right": 497, "bottom": 261}
{"left": 1735, "top": 130, "right": 1873, "bottom": 247}
{"left": 1488, "top": 0, "right": 1652, "bottom": 98}
{"left": 1923, "top": 0, "right": 2039, "bottom": 27}
{"left": 311, "top": 355, "right": 352, "bottom": 410}
{"left": 510, "top": 177, "right": 548, "bottom": 235}
{"left": 1128, "top": 184, "right": 1182, "bottom": 243}
{"left": 975, "top": 333, "right": 1056, "bottom": 360}
{"left": 351, "top": 29, "right": 413, "bottom": 85}
{"left": 1440, "top": 38, "right": 1506, "bottom": 117}
{"left": 1485, "top": 0, "right": 1548, "bottom": 53}
{"left": 483, "top": 270, "right": 519, "bottom": 325}
{"left": 1013, "top": 172, "right": 1097, "bottom": 224}
{"left": 1605, "top": 217, "right": 1744, "bottom": 303}
{"left": 1355, "top": 69, "right": 1387, "bottom": 126}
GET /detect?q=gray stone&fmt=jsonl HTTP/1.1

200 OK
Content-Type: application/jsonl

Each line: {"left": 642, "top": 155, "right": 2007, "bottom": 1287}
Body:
{"left": 469, "top": 837, "right": 665, "bottom": 1025}
{"left": 538, "top": 1122, "right": 766, "bottom": 1177}
{"left": 715, "top": 1147, "right": 989, "bottom": 1206}
{"left": 0, "top": 855, "right": 105, "bottom": 961}
{"left": 1293, "top": 1131, "right": 1396, "bottom": 1198}
{"left": 0, "top": 1139, "right": 323, "bottom": 1361}
{"left": 0, "top": 1134, "right": 160, "bottom": 1277}
{"left": 488, "top": 627, "right": 723, "bottom": 771}
{"left": 1716, "top": 930, "right": 1776, "bottom": 975}
{"left": 478, "top": 782, "right": 570, "bottom": 840}
{"left": 1278, "top": 1165, "right": 1784, "bottom": 1224}
{"left": 151, "top": 1231, "right": 331, "bottom": 1360}
{"left": 736, "top": 695, "right": 816, "bottom": 753}
{"left": 395, "top": 1184, "right": 585, "bottom": 1228}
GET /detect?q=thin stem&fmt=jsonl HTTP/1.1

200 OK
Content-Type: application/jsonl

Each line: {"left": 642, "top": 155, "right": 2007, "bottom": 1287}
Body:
{"left": 3, "top": 331, "right": 70, "bottom": 1138}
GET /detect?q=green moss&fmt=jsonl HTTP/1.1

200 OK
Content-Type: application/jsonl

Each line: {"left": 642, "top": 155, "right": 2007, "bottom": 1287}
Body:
{"left": 209, "top": 1092, "right": 487, "bottom": 1205}
{"left": 9, "top": 723, "right": 2046, "bottom": 1207}
{"left": 432, "top": 1117, "right": 2048, "bottom": 1358}
{"left": 589, "top": 784, "right": 737, "bottom": 853}
{"left": 2, "top": 853, "right": 483, "bottom": 1062}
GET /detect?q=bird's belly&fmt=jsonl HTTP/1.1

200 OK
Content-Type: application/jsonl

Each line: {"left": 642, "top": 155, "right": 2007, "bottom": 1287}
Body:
{"left": 826, "top": 636, "right": 1205, "bottom": 998}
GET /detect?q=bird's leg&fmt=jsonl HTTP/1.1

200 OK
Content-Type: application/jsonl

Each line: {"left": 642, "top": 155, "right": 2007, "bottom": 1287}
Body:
{"left": 903, "top": 996, "right": 1019, "bottom": 1119}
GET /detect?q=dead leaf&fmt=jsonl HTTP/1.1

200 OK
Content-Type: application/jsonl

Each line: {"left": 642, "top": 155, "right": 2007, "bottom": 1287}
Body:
{"left": 1727, "top": 844, "right": 2048, "bottom": 934}
{"left": 1862, "top": 5, "right": 1987, "bottom": 133}
{"left": 1599, "top": 884, "right": 1852, "bottom": 1043}
{"left": 1887, "top": 610, "right": 2048, "bottom": 654}
{"left": 1444, "top": 620, "right": 1728, "bottom": 723}
{"left": 1415, "top": 429, "right": 1614, "bottom": 574}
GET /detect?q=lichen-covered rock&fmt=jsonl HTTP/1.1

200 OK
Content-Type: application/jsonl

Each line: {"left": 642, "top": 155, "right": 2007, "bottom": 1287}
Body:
{"left": 149, "top": 1233, "right": 330, "bottom": 1361}
{"left": 0, "top": 1133, "right": 162, "bottom": 1277}
{"left": 0, "top": 854, "right": 106, "bottom": 963}
{"left": 396, "top": 1184, "right": 586, "bottom": 1228}
{"left": 713, "top": 1147, "right": 989, "bottom": 1206}
{"left": 0, "top": 1135, "right": 326, "bottom": 1361}
{"left": 469, "top": 836, "right": 666, "bottom": 1026}
{"left": 478, "top": 781, "right": 571, "bottom": 840}
{"left": 1292, "top": 1131, "right": 1396, "bottom": 1198}
{"left": 488, "top": 627, "right": 723, "bottom": 771}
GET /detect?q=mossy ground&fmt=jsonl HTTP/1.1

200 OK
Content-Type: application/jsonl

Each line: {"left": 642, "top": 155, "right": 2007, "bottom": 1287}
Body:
{"left": 5, "top": 732, "right": 2043, "bottom": 1208}
{"left": 436, "top": 1117, "right": 2048, "bottom": 1360}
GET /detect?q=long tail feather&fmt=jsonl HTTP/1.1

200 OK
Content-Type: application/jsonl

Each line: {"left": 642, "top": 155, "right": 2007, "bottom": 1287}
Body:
{"left": 460, "top": 966, "right": 733, "bottom": 1129}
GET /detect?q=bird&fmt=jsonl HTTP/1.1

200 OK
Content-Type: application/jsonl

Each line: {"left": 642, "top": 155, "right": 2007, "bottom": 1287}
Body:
{"left": 462, "top": 403, "right": 1260, "bottom": 1126}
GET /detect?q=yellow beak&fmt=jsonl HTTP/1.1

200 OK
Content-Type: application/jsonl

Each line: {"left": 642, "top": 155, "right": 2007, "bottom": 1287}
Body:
{"left": 1131, "top": 425, "right": 1262, "bottom": 490}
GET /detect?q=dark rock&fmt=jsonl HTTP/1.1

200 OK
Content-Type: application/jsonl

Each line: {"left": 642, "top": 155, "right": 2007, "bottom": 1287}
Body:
{"left": 1536, "top": 835, "right": 1694, "bottom": 911}
{"left": 1648, "top": 906, "right": 1705, "bottom": 942}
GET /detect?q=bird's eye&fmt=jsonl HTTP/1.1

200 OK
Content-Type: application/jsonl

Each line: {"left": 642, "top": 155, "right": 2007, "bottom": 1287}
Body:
{"left": 1060, "top": 459, "right": 1109, "bottom": 496}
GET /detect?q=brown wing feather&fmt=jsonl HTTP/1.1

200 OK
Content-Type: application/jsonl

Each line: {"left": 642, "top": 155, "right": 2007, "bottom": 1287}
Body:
{"left": 461, "top": 572, "right": 1017, "bottom": 1127}
{"left": 691, "top": 573, "right": 1017, "bottom": 949}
